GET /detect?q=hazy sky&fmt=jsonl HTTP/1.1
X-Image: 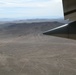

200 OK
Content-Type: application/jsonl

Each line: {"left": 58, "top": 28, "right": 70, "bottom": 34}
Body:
{"left": 0, "top": 0, "right": 64, "bottom": 19}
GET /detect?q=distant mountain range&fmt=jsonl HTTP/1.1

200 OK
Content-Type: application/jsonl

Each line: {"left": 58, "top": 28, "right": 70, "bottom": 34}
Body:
{"left": 0, "top": 18, "right": 69, "bottom": 23}
{"left": 0, "top": 18, "right": 15, "bottom": 21}
{"left": 0, "top": 21, "right": 63, "bottom": 38}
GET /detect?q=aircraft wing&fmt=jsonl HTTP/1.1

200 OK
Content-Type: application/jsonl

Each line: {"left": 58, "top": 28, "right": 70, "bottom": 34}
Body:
{"left": 63, "top": 0, "right": 76, "bottom": 21}
{"left": 43, "top": 0, "right": 76, "bottom": 40}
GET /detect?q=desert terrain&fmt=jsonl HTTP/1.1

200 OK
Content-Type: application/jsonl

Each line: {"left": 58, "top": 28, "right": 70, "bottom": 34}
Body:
{"left": 0, "top": 22, "right": 76, "bottom": 75}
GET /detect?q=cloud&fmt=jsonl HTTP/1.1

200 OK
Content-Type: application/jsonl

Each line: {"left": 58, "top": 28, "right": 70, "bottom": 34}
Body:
{"left": 0, "top": 0, "right": 61, "bottom": 7}
{"left": 0, "top": 0, "right": 64, "bottom": 19}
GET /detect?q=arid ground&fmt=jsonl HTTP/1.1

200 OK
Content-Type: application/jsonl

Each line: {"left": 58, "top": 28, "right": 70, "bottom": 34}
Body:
{"left": 0, "top": 22, "right": 76, "bottom": 75}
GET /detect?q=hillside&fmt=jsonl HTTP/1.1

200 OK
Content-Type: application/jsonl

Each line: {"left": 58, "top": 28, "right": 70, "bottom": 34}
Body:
{"left": 0, "top": 22, "right": 63, "bottom": 38}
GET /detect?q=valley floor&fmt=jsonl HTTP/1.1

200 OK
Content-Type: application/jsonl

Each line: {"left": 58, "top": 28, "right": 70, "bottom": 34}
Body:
{"left": 0, "top": 34, "right": 76, "bottom": 75}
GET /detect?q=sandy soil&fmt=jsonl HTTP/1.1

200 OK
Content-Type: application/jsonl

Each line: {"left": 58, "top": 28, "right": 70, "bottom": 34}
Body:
{"left": 0, "top": 34, "right": 76, "bottom": 75}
